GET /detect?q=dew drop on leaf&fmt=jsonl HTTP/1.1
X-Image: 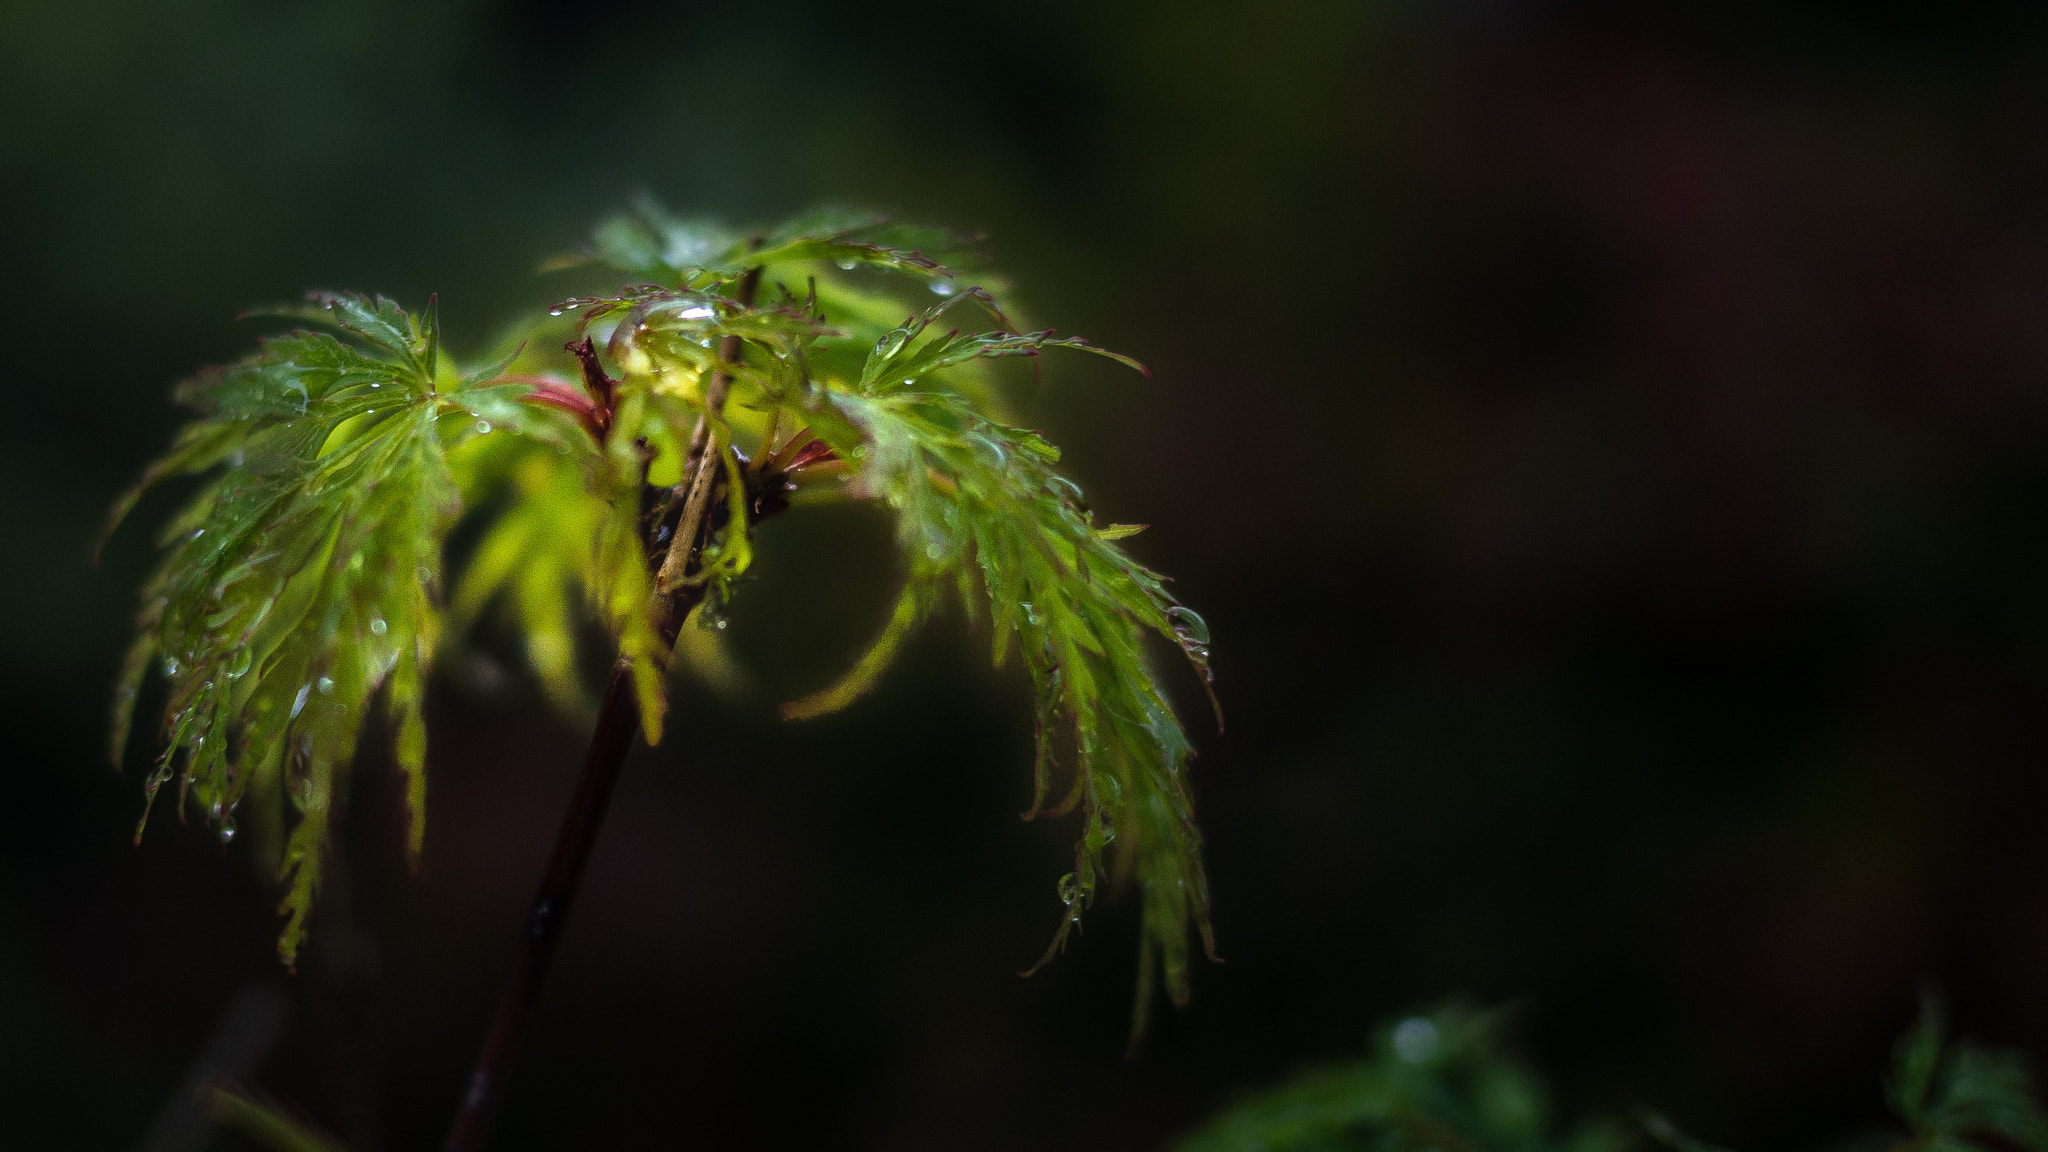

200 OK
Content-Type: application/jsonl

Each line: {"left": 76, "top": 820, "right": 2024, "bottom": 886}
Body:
{"left": 316, "top": 675, "right": 336, "bottom": 694}
{"left": 1392, "top": 1017, "right": 1439, "bottom": 1063}
{"left": 967, "top": 433, "right": 1007, "bottom": 468}
{"left": 474, "top": 420, "right": 492, "bottom": 435}
{"left": 1166, "top": 605, "right": 1211, "bottom": 647}
{"left": 368, "top": 618, "right": 388, "bottom": 636}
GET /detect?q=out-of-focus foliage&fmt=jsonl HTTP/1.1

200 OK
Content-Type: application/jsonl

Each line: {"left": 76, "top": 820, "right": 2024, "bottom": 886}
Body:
{"left": 201, "top": 1083, "right": 347, "bottom": 1152}
{"left": 1178, "top": 1004, "right": 1634, "bottom": 1152}
{"left": 1181, "top": 999, "right": 2048, "bottom": 1152}
{"left": 1886, "top": 996, "right": 2048, "bottom": 1152}
{"left": 110, "top": 203, "right": 1217, "bottom": 1034}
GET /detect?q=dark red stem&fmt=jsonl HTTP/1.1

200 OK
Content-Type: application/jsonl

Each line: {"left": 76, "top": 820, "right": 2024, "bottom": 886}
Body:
{"left": 439, "top": 657, "right": 647, "bottom": 1152}
{"left": 442, "top": 266, "right": 760, "bottom": 1152}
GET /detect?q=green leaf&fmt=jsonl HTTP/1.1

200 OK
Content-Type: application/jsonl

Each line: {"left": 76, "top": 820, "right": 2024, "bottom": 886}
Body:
{"left": 108, "top": 292, "right": 472, "bottom": 965}
{"left": 448, "top": 432, "right": 609, "bottom": 722}
{"left": 201, "top": 1083, "right": 349, "bottom": 1152}
{"left": 1893, "top": 993, "right": 1948, "bottom": 1130}
{"left": 812, "top": 378, "right": 1212, "bottom": 1044}
{"left": 856, "top": 304, "right": 1148, "bottom": 395}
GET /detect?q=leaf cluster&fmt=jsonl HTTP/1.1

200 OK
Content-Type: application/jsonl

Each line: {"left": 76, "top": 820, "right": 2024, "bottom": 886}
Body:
{"left": 109, "top": 201, "right": 1219, "bottom": 1032}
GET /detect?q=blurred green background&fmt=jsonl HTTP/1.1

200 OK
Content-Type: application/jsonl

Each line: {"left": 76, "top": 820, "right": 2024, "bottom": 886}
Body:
{"left": 10, "top": 1, "right": 2048, "bottom": 1148}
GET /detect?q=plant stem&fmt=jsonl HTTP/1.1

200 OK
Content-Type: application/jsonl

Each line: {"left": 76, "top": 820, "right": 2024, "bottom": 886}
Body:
{"left": 438, "top": 657, "right": 654, "bottom": 1152}
{"left": 441, "top": 265, "right": 760, "bottom": 1152}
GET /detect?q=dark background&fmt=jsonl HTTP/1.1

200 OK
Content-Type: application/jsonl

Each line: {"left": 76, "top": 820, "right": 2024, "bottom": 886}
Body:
{"left": 9, "top": 1, "right": 2048, "bottom": 1148}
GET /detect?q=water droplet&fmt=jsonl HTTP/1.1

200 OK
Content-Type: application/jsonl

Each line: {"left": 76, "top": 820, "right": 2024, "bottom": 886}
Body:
{"left": 714, "top": 618, "right": 729, "bottom": 630}
{"left": 290, "top": 683, "right": 311, "bottom": 719}
{"left": 369, "top": 617, "right": 388, "bottom": 636}
{"left": 1021, "top": 602, "right": 1042, "bottom": 627}
{"left": 190, "top": 528, "right": 205, "bottom": 541}
{"left": 930, "top": 279, "right": 958, "bottom": 296}
{"left": 316, "top": 675, "right": 336, "bottom": 694}
{"left": 163, "top": 656, "right": 181, "bottom": 677}
{"left": 474, "top": 420, "right": 492, "bottom": 435}
{"left": 1392, "top": 1017, "right": 1439, "bottom": 1063}
{"left": 218, "top": 816, "right": 237, "bottom": 844}
{"left": 548, "top": 308, "right": 564, "bottom": 317}
{"left": 1166, "top": 605, "right": 1211, "bottom": 647}
{"left": 967, "top": 433, "right": 1007, "bottom": 468}
{"left": 836, "top": 258, "right": 858, "bottom": 271}
{"left": 677, "top": 305, "right": 713, "bottom": 320}
{"left": 369, "top": 381, "right": 381, "bottom": 389}
{"left": 225, "top": 647, "right": 253, "bottom": 680}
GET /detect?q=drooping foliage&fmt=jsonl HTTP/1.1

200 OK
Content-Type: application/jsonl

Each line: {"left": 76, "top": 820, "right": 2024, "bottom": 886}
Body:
{"left": 110, "top": 202, "right": 1218, "bottom": 1033}
{"left": 106, "top": 293, "right": 520, "bottom": 965}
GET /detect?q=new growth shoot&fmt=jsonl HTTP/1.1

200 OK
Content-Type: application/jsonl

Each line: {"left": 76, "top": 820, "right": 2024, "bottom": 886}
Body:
{"left": 106, "top": 204, "right": 1220, "bottom": 1057}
